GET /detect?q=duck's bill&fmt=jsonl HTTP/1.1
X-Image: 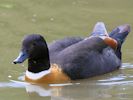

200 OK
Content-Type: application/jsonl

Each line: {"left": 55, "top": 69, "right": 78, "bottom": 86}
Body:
{"left": 13, "top": 51, "right": 29, "bottom": 64}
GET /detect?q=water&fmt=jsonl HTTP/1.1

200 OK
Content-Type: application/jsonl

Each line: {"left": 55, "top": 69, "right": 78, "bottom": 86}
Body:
{"left": 0, "top": 0, "right": 133, "bottom": 100}
{"left": 1, "top": 64, "right": 133, "bottom": 100}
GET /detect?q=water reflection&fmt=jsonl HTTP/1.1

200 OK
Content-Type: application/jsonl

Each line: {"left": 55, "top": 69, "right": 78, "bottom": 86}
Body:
{"left": 0, "top": 81, "right": 26, "bottom": 88}
{"left": 2, "top": 79, "right": 132, "bottom": 100}
{"left": 121, "top": 63, "right": 133, "bottom": 69}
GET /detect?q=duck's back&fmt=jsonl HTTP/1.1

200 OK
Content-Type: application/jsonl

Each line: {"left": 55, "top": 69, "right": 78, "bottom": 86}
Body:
{"left": 48, "top": 37, "right": 83, "bottom": 62}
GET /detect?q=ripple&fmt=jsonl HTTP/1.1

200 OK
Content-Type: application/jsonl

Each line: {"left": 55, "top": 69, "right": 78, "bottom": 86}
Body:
{"left": 0, "top": 81, "right": 26, "bottom": 88}
{"left": 96, "top": 62, "right": 133, "bottom": 86}
{"left": 121, "top": 63, "right": 133, "bottom": 69}
{"left": 98, "top": 76, "right": 126, "bottom": 82}
{"left": 50, "top": 82, "right": 80, "bottom": 87}
{"left": 97, "top": 80, "right": 133, "bottom": 86}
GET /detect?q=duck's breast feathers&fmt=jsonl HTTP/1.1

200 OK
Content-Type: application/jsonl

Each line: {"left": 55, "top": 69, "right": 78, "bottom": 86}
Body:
{"left": 25, "top": 64, "right": 71, "bottom": 84}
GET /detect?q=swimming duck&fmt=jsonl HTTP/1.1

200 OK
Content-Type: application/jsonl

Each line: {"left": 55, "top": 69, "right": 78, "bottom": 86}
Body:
{"left": 13, "top": 22, "right": 130, "bottom": 84}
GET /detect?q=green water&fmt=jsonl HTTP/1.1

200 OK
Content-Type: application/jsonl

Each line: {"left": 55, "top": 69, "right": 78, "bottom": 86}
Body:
{"left": 0, "top": 0, "right": 133, "bottom": 100}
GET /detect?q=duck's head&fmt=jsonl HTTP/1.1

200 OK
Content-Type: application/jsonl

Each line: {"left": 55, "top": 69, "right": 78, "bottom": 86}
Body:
{"left": 13, "top": 34, "right": 50, "bottom": 73}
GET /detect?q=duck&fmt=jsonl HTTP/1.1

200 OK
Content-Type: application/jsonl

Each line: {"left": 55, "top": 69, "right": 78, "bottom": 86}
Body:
{"left": 13, "top": 22, "right": 130, "bottom": 84}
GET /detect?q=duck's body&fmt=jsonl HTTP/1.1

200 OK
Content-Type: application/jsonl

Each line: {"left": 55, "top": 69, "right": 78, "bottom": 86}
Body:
{"left": 49, "top": 37, "right": 120, "bottom": 80}
{"left": 13, "top": 22, "right": 130, "bottom": 84}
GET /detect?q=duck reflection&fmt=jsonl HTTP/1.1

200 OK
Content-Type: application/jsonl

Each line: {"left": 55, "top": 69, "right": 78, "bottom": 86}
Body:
{"left": 24, "top": 81, "right": 112, "bottom": 100}
{"left": 25, "top": 83, "right": 75, "bottom": 99}
{"left": 26, "top": 84, "right": 51, "bottom": 97}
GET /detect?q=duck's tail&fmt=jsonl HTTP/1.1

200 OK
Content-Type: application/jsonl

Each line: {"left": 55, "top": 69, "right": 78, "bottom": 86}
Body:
{"left": 109, "top": 24, "right": 130, "bottom": 45}
{"left": 91, "top": 22, "right": 108, "bottom": 37}
{"left": 91, "top": 22, "right": 130, "bottom": 59}
{"left": 109, "top": 24, "right": 130, "bottom": 59}
{"left": 91, "top": 22, "right": 118, "bottom": 50}
{"left": 91, "top": 22, "right": 130, "bottom": 46}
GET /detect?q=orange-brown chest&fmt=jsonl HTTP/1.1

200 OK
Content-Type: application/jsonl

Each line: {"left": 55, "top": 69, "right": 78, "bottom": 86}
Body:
{"left": 25, "top": 64, "right": 71, "bottom": 84}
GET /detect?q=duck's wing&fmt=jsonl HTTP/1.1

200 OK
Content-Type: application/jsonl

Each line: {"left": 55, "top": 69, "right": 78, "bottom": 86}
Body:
{"left": 48, "top": 37, "right": 83, "bottom": 52}
{"left": 55, "top": 37, "right": 109, "bottom": 65}
{"left": 48, "top": 37, "right": 83, "bottom": 61}
{"left": 48, "top": 22, "right": 112, "bottom": 56}
{"left": 57, "top": 37, "right": 107, "bottom": 59}
{"left": 52, "top": 22, "right": 115, "bottom": 64}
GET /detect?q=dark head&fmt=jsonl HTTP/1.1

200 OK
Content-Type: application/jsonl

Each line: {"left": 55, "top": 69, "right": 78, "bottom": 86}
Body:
{"left": 13, "top": 34, "right": 50, "bottom": 73}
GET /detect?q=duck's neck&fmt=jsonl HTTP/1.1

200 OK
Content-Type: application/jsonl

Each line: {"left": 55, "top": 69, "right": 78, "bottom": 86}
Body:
{"left": 28, "top": 58, "right": 50, "bottom": 73}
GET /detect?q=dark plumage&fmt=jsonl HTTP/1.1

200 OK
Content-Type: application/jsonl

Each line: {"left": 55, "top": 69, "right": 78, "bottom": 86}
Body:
{"left": 13, "top": 22, "right": 130, "bottom": 83}
{"left": 49, "top": 37, "right": 120, "bottom": 79}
